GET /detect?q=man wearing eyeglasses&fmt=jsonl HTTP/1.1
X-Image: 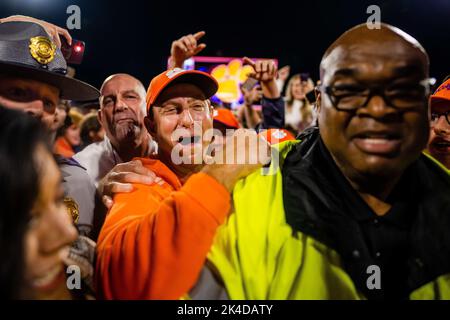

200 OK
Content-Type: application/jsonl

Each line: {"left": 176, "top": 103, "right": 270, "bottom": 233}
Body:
{"left": 188, "top": 23, "right": 450, "bottom": 300}
{"left": 428, "top": 77, "right": 450, "bottom": 170}
{"left": 95, "top": 67, "right": 271, "bottom": 299}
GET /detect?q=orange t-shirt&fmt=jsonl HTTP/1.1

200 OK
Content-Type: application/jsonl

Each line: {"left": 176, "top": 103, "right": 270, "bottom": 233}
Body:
{"left": 95, "top": 158, "right": 231, "bottom": 299}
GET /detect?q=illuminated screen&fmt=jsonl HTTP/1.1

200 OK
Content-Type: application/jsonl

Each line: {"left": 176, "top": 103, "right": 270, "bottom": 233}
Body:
{"left": 168, "top": 56, "right": 278, "bottom": 109}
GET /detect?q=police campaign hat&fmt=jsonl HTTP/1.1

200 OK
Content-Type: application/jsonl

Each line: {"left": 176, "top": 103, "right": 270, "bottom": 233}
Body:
{"left": 0, "top": 21, "right": 99, "bottom": 101}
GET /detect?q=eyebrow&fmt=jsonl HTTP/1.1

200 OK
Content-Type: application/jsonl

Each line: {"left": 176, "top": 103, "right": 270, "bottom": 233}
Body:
{"left": 159, "top": 98, "right": 203, "bottom": 107}
{"left": 392, "top": 64, "right": 424, "bottom": 77}
{"left": 332, "top": 68, "right": 358, "bottom": 77}
{"left": 331, "top": 64, "right": 424, "bottom": 81}
{"left": 122, "top": 90, "right": 139, "bottom": 96}
{"left": 159, "top": 101, "right": 182, "bottom": 108}
{"left": 101, "top": 90, "right": 140, "bottom": 99}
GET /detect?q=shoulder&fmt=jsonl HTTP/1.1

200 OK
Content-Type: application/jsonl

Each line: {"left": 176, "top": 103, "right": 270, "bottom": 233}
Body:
{"left": 237, "top": 139, "right": 299, "bottom": 187}
{"left": 111, "top": 159, "right": 176, "bottom": 215}
{"left": 229, "top": 140, "right": 298, "bottom": 222}
{"left": 59, "top": 161, "right": 95, "bottom": 194}
{"left": 59, "top": 160, "right": 89, "bottom": 178}
{"left": 422, "top": 152, "right": 450, "bottom": 177}
{"left": 74, "top": 141, "right": 106, "bottom": 161}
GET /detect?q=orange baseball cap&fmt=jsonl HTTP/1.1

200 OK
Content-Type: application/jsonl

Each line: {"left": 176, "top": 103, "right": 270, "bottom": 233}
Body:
{"left": 430, "top": 78, "right": 450, "bottom": 106}
{"left": 260, "top": 128, "right": 296, "bottom": 145}
{"left": 146, "top": 68, "right": 218, "bottom": 113}
{"left": 213, "top": 108, "right": 240, "bottom": 129}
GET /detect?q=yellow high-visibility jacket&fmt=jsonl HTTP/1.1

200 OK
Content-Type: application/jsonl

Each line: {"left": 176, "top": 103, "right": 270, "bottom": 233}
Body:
{"left": 196, "top": 129, "right": 450, "bottom": 300}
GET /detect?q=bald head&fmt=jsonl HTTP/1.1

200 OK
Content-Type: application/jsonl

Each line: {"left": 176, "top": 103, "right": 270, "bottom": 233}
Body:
{"left": 101, "top": 74, "right": 146, "bottom": 100}
{"left": 99, "top": 73, "right": 147, "bottom": 116}
{"left": 98, "top": 73, "right": 150, "bottom": 149}
{"left": 316, "top": 23, "right": 431, "bottom": 192}
{"left": 320, "top": 23, "right": 429, "bottom": 81}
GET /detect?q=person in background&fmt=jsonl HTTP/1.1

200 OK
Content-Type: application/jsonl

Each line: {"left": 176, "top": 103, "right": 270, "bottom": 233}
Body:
{"left": 50, "top": 100, "right": 70, "bottom": 136}
{"left": 236, "top": 80, "right": 263, "bottom": 129}
{"left": 283, "top": 73, "right": 316, "bottom": 134}
{"left": 0, "top": 106, "right": 78, "bottom": 299}
{"left": 213, "top": 108, "right": 241, "bottom": 133}
{"left": 74, "top": 74, "right": 157, "bottom": 188}
{"left": 79, "top": 112, "right": 105, "bottom": 149}
{"left": 241, "top": 58, "right": 285, "bottom": 130}
{"left": 54, "top": 108, "right": 83, "bottom": 158}
{"left": 427, "top": 77, "right": 450, "bottom": 170}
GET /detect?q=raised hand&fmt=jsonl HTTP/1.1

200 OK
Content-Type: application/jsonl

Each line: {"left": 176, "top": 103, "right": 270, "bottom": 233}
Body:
{"left": 169, "top": 31, "right": 207, "bottom": 68}
{"left": 243, "top": 57, "right": 280, "bottom": 99}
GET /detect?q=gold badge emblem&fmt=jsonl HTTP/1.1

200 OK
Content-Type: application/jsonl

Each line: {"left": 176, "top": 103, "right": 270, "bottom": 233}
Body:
{"left": 29, "top": 36, "right": 56, "bottom": 65}
{"left": 64, "top": 197, "right": 79, "bottom": 224}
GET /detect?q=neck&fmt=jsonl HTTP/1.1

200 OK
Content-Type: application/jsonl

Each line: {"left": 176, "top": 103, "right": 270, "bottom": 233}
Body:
{"left": 332, "top": 156, "right": 403, "bottom": 216}
{"left": 159, "top": 151, "right": 204, "bottom": 184}
{"left": 112, "top": 133, "right": 150, "bottom": 162}
{"left": 351, "top": 174, "right": 402, "bottom": 216}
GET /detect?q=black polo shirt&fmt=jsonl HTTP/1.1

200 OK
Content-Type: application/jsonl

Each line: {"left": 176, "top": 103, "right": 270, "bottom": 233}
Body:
{"left": 318, "top": 138, "right": 415, "bottom": 300}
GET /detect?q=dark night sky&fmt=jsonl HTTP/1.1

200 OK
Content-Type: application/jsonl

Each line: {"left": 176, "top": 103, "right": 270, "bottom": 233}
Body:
{"left": 1, "top": 0, "right": 449, "bottom": 90}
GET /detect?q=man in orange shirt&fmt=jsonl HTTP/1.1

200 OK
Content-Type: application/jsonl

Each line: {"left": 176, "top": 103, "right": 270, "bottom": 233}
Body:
{"left": 427, "top": 77, "right": 450, "bottom": 169}
{"left": 96, "top": 67, "right": 271, "bottom": 299}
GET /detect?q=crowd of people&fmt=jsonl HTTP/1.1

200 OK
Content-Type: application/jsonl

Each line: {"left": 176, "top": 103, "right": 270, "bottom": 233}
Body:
{"left": 0, "top": 14, "right": 449, "bottom": 300}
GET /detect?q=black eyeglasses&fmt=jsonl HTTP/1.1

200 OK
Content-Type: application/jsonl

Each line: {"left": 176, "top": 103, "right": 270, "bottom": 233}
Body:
{"left": 322, "top": 78, "right": 434, "bottom": 112}
{"left": 430, "top": 111, "right": 450, "bottom": 126}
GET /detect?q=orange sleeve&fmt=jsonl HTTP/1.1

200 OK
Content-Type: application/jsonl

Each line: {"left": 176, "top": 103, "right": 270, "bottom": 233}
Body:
{"left": 95, "top": 172, "right": 230, "bottom": 300}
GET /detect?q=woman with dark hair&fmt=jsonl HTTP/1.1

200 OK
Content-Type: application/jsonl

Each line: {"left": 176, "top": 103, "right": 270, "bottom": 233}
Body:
{"left": 0, "top": 106, "right": 77, "bottom": 299}
{"left": 79, "top": 112, "right": 105, "bottom": 150}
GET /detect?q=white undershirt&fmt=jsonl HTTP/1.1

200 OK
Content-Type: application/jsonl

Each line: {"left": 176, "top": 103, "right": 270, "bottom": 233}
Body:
{"left": 285, "top": 100, "right": 304, "bottom": 130}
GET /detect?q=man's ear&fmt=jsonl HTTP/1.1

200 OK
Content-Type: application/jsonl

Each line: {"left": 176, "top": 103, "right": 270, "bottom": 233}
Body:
{"left": 144, "top": 115, "right": 156, "bottom": 136}
{"left": 207, "top": 100, "right": 214, "bottom": 117}
{"left": 315, "top": 88, "right": 322, "bottom": 114}
{"left": 97, "top": 109, "right": 103, "bottom": 124}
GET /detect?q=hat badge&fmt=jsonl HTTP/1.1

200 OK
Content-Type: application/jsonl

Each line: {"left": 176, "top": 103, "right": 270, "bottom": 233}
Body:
{"left": 29, "top": 36, "right": 56, "bottom": 65}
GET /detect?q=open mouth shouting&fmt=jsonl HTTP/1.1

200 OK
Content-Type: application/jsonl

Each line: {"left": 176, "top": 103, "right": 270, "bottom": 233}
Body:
{"left": 430, "top": 137, "right": 450, "bottom": 154}
{"left": 177, "top": 135, "right": 202, "bottom": 146}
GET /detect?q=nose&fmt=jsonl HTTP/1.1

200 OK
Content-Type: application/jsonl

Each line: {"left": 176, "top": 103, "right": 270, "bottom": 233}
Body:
{"left": 433, "top": 115, "right": 450, "bottom": 135}
{"left": 357, "top": 95, "right": 399, "bottom": 121}
{"left": 114, "top": 96, "right": 129, "bottom": 112}
{"left": 178, "top": 108, "right": 195, "bottom": 128}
